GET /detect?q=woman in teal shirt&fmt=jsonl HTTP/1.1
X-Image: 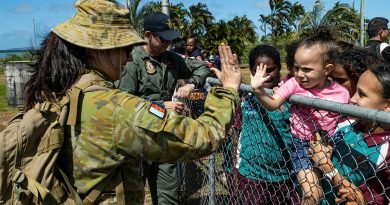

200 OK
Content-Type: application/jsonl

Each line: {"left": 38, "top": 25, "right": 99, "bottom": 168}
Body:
{"left": 224, "top": 45, "right": 299, "bottom": 204}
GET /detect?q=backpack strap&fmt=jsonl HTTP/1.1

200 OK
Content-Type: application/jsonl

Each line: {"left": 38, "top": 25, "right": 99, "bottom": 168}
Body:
{"left": 66, "top": 73, "right": 111, "bottom": 126}
{"left": 82, "top": 166, "right": 125, "bottom": 205}
{"left": 57, "top": 167, "right": 83, "bottom": 204}
{"left": 12, "top": 169, "right": 58, "bottom": 204}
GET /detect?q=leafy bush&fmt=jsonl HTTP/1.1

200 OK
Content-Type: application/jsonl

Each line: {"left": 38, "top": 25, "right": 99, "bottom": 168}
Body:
{"left": 1, "top": 51, "right": 33, "bottom": 63}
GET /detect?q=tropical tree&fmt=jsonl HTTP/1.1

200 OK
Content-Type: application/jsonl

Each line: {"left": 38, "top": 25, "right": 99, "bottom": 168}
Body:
{"left": 184, "top": 3, "right": 214, "bottom": 38}
{"left": 168, "top": 3, "right": 189, "bottom": 37}
{"left": 288, "top": 2, "right": 305, "bottom": 31}
{"left": 259, "top": 0, "right": 304, "bottom": 42}
{"left": 298, "top": 0, "right": 324, "bottom": 34}
{"left": 298, "top": 1, "right": 360, "bottom": 41}
{"left": 269, "top": 0, "right": 292, "bottom": 37}
{"left": 203, "top": 16, "right": 258, "bottom": 60}
{"left": 259, "top": 14, "right": 271, "bottom": 38}
{"left": 126, "top": 0, "right": 161, "bottom": 35}
{"left": 321, "top": 2, "right": 360, "bottom": 41}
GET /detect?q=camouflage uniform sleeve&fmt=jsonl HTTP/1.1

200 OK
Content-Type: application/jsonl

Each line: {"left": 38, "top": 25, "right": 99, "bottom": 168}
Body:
{"left": 116, "top": 62, "right": 139, "bottom": 94}
{"left": 115, "top": 87, "right": 239, "bottom": 162}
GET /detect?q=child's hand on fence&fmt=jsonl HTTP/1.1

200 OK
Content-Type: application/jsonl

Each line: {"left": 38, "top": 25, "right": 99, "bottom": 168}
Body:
{"left": 335, "top": 181, "right": 365, "bottom": 205}
{"left": 250, "top": 63, "right": 271, "bottom": 92}
{"left": 308, "top": 132, "right": 333, "bottom": 169}
{"left": 211, "top": 43, "right": 241, "bottom": 91}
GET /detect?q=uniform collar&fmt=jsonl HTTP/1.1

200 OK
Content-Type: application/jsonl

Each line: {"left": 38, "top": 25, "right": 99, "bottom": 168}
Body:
{"left": 134, "top": 45, "right": 150, "bottom": 59}
{"left": 135, "top": 45, "right": 166, "bottom": 63}
{"left": 84, "top": 70, "right": 114, "bottom": 88}
{"left": 353, "top": 122, "right": 390, "bottom": 146}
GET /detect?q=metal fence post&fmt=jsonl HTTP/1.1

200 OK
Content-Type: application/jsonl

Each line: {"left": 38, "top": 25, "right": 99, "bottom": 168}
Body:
{"left": 208, "top": 154, "right": 216, "bottom": 205}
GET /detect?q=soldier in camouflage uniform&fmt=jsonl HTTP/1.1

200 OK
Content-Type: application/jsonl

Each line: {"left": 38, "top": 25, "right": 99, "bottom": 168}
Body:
{"left": 116, "top": 12, "right": 210, "bottom": 205}
{"left": 23, "top": 0, "right": 241, "bottom": 204}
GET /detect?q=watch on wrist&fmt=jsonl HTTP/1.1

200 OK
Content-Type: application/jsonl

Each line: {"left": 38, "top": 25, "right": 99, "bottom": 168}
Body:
{"left": 185, "top": 78, "right": 198, "bottom": 87}
{"left": 324, "top": 168, "right": 339, "bottom": 180}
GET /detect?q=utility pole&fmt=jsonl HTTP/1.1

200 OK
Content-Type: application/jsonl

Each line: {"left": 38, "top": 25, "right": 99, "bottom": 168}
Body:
{"left": 33, "top": 18, "right": 38, "bottom": 49}
{"left": 359, "top": 0, "right": 365, "bottom": 47}
{"left": 162, "top": 0, "right": 169, "bottom": 17}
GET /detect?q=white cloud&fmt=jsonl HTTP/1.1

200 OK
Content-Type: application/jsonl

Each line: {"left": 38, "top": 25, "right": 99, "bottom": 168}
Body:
{"left": 10, "top": 3, "right": 37, "bottom": 13}
{"left": 255, "top": 1, "right": 269, "bottom": 9}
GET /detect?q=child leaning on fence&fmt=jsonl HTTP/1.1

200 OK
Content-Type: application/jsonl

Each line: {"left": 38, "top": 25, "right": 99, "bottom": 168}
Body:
{"left": 223, "top": 45, "right": 300, "bottom": 205}
{"left": 310, "top": 64, "right": 390, "bottom": 205}
{"left": 250, "top": 28, "right": 350, "bottom": 204}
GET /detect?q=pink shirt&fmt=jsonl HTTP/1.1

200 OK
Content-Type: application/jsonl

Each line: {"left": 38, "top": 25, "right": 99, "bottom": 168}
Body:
{"left": 275, "top": 77, "right": 350, "bottom": 140}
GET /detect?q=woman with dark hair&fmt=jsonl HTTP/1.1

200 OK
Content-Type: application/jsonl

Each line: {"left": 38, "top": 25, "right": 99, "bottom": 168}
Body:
{"left": 310, "top": 65, "right": 390, "bottom": 204}
{"left": 20, "top": 0, "right": 241, "bottom": 204}
{"left": 24, "top": 33, "right": 91, "bottom": 110}
{"left": 224, "top": 45, "right": 300, "bottom": 204}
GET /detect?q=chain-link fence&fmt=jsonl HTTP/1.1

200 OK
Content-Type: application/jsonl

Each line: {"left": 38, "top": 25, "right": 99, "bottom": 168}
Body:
{"left": 177, "top": 77, "right": 390, "bottom": 205}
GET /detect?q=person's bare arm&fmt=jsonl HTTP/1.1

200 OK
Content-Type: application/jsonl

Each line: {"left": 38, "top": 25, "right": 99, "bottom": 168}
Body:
{"left": 309, "top": 133, "right": 365, "bottom": 205}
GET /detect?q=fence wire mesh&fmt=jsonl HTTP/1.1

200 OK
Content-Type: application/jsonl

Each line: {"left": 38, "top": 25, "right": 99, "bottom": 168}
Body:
{"left": 176, "top": 78, "right": 390, "bottom": 205}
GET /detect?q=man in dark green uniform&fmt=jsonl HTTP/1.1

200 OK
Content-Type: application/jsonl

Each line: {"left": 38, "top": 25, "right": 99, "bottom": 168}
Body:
{"left": 117, "top": 12, "right": 210, "bottom": 205}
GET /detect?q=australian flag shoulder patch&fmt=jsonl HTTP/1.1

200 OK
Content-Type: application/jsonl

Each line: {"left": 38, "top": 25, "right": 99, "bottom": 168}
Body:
{"left": 149, "top": 102, "right": 166, "bottom": 119}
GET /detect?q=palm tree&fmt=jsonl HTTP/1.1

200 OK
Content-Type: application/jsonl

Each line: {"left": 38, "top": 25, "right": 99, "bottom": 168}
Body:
{"left": 203, "top": 16, "right": 257, "bottom": 58}
{"left": 269, "top": 0, "right": 292, "bottom": 37}
{"left": 298, "top": 1, "right": 360, "bottom": 41}
{"left": 298, "top": 0, "right": 325, "bottom": 36}
{"left": 126, "top": 0, "right": 160, "bottom": 35}
{"left": 185, "top": 3, "right": 214, "bottom": 37}
{"left": 322, "top": 2, "right": 360, "bottom": 41}
{"left": 168, "top": 3, "right": 189, "bottom": 37}
{"left": 259, "top": 14, "right": 271, "bottom": 38}
{"left": 259, "top": 0, "right": 304, "bottom": 42}
{"left": 288, "top": 2, "right": 305, "bottom": 31}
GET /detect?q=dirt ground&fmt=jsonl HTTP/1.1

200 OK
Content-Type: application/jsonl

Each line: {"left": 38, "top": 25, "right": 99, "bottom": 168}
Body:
{"left": 0, "top": 111, "right": 17, "bottom": 131}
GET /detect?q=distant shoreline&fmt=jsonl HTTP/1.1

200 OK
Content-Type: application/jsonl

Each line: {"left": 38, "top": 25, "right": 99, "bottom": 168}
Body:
{"left": 0, "top": 51, "right": 28, "bottom": 59}
{"left": 0, "top": 49, "right": 30, "bottom": 53}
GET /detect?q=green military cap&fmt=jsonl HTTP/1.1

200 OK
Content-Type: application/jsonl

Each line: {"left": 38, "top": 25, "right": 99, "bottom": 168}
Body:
{"left": 53, "top": 0, "right": 145, "bottom": 50}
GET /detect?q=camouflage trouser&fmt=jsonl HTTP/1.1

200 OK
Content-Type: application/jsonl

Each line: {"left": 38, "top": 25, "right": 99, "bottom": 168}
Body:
{"left": 143, "top": 161, "right": 180, "bottom": 205}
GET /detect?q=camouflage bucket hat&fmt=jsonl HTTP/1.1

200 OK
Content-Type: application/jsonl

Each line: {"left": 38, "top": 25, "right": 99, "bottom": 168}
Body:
{"left": 52, "top": 0, "right": 145, "bottom": 50}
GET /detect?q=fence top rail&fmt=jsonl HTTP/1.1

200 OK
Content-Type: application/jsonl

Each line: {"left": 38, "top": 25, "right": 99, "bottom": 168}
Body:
{"left": 205, "top": 77, "right": 390, "bottom": 125}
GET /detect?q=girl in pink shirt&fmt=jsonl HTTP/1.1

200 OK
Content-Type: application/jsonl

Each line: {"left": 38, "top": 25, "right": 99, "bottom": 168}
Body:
{"left": 250, "top": 28, "right": 350, "bottom": 204}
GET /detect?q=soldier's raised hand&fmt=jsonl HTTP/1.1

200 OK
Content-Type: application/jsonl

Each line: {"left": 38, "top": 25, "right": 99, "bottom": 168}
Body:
{"left": 210, "top": 43, "right": 241, "bottom": 91}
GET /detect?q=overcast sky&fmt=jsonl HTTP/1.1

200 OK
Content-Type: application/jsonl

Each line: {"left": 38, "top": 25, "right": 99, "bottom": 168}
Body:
{"left": 0, "top": 0, "right": 389, "bottom": 50}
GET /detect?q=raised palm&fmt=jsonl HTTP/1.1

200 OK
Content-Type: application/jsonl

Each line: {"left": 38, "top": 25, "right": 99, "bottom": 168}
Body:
{"left": 250, "top": 63, "right": 271, "bottom": 90}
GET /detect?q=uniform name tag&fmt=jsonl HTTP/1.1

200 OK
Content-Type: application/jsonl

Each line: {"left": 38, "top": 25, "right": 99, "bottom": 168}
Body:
{"left": 149, "top": 102, "right": 166, "bottom": 119}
